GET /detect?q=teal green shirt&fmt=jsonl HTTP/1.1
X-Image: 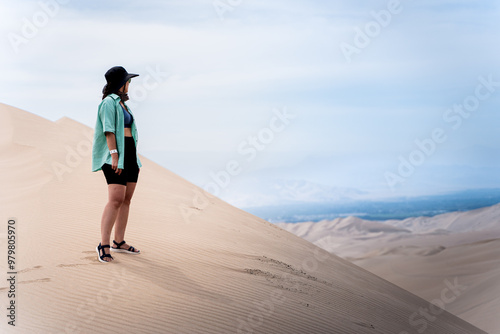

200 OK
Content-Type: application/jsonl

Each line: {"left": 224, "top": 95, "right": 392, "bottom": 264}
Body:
{"left": 91, "top": 94, "right": 142, "bottom": 172}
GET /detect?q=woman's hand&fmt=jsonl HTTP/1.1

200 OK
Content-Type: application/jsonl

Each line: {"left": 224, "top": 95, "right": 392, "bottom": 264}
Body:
{"left": 105, "top": 132, "right": 122, "bottom": 175}
{"left": 111, "top": 153, "right": 122, "bottom": 175}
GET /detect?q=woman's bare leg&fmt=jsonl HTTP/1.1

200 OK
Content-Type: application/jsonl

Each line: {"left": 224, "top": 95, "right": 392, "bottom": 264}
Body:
{"left": 100, "top": 184, "right": 126, "bottom": 261}
{"left": 113, "top": 182, "right": 138, "bottom": 251}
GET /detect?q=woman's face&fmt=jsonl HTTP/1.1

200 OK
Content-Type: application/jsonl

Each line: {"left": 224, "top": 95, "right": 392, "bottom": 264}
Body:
{"left": 119, "top": 80, "right": 130, "bottom": 94}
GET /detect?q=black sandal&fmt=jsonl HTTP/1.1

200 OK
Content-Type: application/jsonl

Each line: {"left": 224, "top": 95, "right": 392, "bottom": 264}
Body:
{"left": 111, "top": 240, "right": 140, "bottom": 254}
{"left": 96, "top": 243, "right": 114, "bottom": 263}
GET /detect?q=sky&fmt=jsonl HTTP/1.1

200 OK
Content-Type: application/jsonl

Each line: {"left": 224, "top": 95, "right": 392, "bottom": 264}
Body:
{"left": 2, "top": 0, "right": 500, "bottom": 207}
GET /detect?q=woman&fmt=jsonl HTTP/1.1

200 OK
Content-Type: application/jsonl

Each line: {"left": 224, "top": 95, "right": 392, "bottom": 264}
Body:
{"left": 92, "top": 66, "right": 142, "bottom": 263}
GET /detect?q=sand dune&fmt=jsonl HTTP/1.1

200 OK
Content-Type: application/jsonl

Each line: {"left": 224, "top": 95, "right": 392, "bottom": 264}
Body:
{"left": 278, "top": 212, "right": 500, "bottom": 333}
{"left": 356, "top": 238, "right": 500, "bottom": 334}
{"left": 383, "top": 203, "right": 500, "bottom": 233}
{"left": 0, "top": 103, "right": 486, "bottom": 333}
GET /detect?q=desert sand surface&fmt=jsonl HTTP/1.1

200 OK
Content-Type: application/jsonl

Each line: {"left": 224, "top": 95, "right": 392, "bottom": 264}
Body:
{"left": 0, "top": 102, "right": 486, "bottom": 333}
{"left": 278, "top": 209, "right": 500, "bottom": 333}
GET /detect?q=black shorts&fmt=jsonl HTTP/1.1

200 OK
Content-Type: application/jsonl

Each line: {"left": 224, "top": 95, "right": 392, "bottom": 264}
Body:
{"left": 101, "top": 137, "right": 140, "bottom": 185}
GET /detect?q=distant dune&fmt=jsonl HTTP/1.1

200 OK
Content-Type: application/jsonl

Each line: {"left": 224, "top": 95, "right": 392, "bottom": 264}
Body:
{"left": 278, "top": 207, "right": 500, "bottom": 333}
{"left": 0, "top": 102, "right": 487, "bottom": 333}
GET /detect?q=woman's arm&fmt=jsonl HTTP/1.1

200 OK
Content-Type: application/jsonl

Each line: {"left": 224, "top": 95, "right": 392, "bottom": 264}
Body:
{"left": 105, "top": 132, "right": 122, "bottom": 175}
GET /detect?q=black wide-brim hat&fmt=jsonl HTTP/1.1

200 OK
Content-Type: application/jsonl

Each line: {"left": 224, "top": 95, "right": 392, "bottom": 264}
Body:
{"left": 103, "top": 66, "right": 139, "bottom": 93}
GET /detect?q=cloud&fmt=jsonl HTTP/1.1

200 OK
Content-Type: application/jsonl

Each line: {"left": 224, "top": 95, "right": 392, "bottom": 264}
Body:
{"left": 1, "top": 0, "right": 500, "bottom": 195}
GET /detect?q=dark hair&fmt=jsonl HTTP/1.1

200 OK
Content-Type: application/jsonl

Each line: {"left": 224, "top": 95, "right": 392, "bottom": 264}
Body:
{"left": 102, "top": 84, "right": 129, "bottom": 102}
{"left": 102, "top": 84, "right": 114, "bottom": 100}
